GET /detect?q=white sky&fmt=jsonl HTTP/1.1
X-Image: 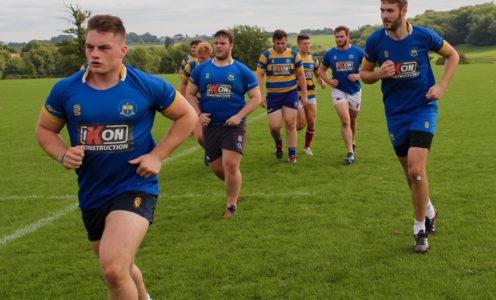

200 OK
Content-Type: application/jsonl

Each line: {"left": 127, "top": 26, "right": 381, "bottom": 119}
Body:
{"left": 0, "top": 0, "right": 492, "bottom": 43}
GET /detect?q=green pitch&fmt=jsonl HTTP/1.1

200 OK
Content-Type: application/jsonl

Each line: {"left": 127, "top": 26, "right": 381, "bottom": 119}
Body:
{"left": 0, "top": 64, "right": 495, "bottom": 299}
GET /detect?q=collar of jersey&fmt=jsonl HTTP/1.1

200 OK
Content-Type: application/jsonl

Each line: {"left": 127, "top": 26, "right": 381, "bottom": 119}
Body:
{"left": 212, "top": 58, "right": 233, "bottom": 66}
{"left": 82, "top": 64, "right": 127, "bottom": 83}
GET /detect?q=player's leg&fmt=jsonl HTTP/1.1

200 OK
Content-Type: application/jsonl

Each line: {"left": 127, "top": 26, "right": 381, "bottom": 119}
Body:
{"left": 268, "top": 110, "right": 283, "bottom": 158}
{"left": 203, "top": 125, "right": 225, "bottom": 180}
{"left": 303, "top": 101, "right": 317, "bottom": 154}
{"left": 282, "top": 106, "right": 298, "bottom": 162}
{"left": 194, "top": 122, "right": 204, "bottom": 147}
{"left": 296, "top": 101, "right": 306, "bottom": 131}
{"left": 222, "top": 149, "right": 242, "bottom": 208}
{"left": 348, "top": 90, "right": 361, "bottom": 153}
{"left": 349, "top": 109, "right": 358, "bottom": 151}
{"left": 98, "top": 210, "right": 150, "bottom": 300}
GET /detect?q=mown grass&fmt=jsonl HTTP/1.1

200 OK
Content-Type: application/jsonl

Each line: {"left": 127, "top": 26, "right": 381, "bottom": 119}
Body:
{"left": 0, "top": 64, "right": 495, "bottom": 299}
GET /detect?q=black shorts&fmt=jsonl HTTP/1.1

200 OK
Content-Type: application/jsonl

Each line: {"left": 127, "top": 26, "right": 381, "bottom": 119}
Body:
{"left": 394, "top": 130, "right": 434, "bottom": 157}
{"left": 203, "top": 124, "right": 246, "bottom": 163}
{"left": 81, "top": 191, "right": 157, "bottom": 241}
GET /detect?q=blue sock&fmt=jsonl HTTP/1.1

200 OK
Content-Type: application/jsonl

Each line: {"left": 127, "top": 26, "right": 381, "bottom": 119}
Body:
{"left": 288, "top": 148, "right": 296, "bottom": 157}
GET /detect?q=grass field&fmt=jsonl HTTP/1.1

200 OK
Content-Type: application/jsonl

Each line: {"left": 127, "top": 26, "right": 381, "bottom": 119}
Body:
{"left": 1, "top": 64, "right": 496, "bottom": 299}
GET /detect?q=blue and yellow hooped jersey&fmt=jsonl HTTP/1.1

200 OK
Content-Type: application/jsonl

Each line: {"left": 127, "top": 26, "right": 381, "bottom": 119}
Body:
{"left": 180, "top": 55, "right": 197, "bottom": 73}
{"left": 182, "top": 60, "right": 199, "bottom": 81}
{"left": 298, "top": 54, "right": 320, "bottom": 99}
{"left": 257, "top": 47, "right": 304, "bottom": 93}
{"left": 362, "top": 24, "right": 446, "bottom": 117}
{"left": 42, "top": 65, "right": 180, "bottom": 209}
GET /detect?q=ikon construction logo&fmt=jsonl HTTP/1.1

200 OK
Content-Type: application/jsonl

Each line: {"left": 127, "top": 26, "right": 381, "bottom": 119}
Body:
{"left": 392, "top": 61, "right": 419, "bottom": 79}
{"left": 78, "top": 124, "right": 133, "bottom": 152}
{"left": 206, "top": 84, "right": 233, "bottom": 98}
{"left": 336, "top": 61, "right": 354, "bottom": 72}
{"left": 272, "top": 64, "right": 292, "bottom": 75}
{"left": 304, "top": 70, "right": 313, "bottom": 80}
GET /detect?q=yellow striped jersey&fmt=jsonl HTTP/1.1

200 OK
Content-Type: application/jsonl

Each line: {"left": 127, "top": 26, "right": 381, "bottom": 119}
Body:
{"left": 180, "top": 55, "right": 197, "bottom": 74}
{"left": 257, "top": 47, "right": 304, "bottom": 93}
{"left": 298, "top": 54, "right": 320, "bottom": 99}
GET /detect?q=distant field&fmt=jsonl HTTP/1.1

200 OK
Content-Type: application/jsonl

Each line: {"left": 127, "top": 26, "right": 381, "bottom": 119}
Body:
{"left": 0, "top": 64, "right": 495, "bottom": 299}
{"left": 454, "top": 44, "right": 496, "bottom": 63}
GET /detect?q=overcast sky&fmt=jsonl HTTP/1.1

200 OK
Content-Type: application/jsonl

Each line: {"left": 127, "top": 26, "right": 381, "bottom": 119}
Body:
{"left": 0, "top": 0, "right": 492, "bottom": 43}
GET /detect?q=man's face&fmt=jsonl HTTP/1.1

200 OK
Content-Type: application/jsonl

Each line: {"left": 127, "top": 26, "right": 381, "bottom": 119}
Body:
{"left": 298, "top": 39, "right": 310, "bottom": 54}
{"left": 197, "top": 50, "right": 212, "bottom": 63}
{"left": 213, "top": 36, "right": 232, "bottom": 60}
{"left": 334, "top": 30, "right": 349, "bottom": 48}
{"left": 191, "top": 44, "right": 198, "bottom": 56}
{"left": 273, "top": 38, "right": 287, "bottom": 53}
{"left": 85, "top": 30, "right": 127, "bottom": 75}
{"left": 381, "top": 2, "right": 405, "bottom": 31}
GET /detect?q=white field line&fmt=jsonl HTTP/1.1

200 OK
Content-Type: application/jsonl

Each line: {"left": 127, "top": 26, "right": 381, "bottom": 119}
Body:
{"left": 0, "top": 111, "right": 269, "bottom": 248}
{"left": 0, "top": 190, "right": 316, "bottom": 248}
{"left": 0, "top": 203, "right": 78, "bottom": 248}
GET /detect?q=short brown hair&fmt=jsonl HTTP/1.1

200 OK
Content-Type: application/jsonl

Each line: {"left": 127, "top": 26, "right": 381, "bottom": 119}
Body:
{"left": 190, "top": 39, "right": 202, "bottom": 46}
{"left": 273, "top": 29, "right": 287, "bottom": 41}
{"left": 297, "top": 34, "right": 310, "bottom": 44}
{"left": 381, "top": 0, "right": 408, "bottom": 9}
{"left": 214, "top": 29, "right": 234, "bottom": 44}
{"left": 87, "top": 15, "right": 126, "bottom": 39}
{"left": 334, "top": 26, "right": 350, "bottom": 36}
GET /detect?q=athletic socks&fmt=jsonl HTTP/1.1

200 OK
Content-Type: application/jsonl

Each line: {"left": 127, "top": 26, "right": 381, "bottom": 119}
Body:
{"left": 425, "top": 199, "right": 436, "bottom": 219}
{"left": 414, "top": 219, "right": 426, "bottom": 235}
{"left": 288, "top": 148, "right": 296, "bottom": 157}
{"left": 304, "top": 129, "right": 315, "bottom": 148}
{"left": 275, "top": 138, "right": 283, "bottom": 152}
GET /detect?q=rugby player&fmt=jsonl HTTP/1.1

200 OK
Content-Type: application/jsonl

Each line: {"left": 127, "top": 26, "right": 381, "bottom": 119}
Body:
{"left": 35, "top": 15, "right": 197, "bottom": 298}
{"left": 360, "top": 0, "right": 459, "bottom": 253}
{"left": 257, "top": 29, "right": 308, "bottom": 163}
{"left": 185, "top": 29, "right": 261, "bottom": 217}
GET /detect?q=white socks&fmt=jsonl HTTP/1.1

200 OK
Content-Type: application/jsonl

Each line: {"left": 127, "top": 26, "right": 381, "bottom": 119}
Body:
{"left": 425, "top": 199, "right": 436, "bottom": 219}
{"left": 414, "top": 219, "right": 426, "bottom": 234}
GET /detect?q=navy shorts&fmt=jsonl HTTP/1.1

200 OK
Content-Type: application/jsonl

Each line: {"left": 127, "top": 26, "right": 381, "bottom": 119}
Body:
{"left": 81, "top": 191, "right": 157, "bottom": 241}
{"left": 266, "top": 89, "right": 299, "bottom": 114}
{"left": 203, "top": 124, "right": 246, "bottom": 163}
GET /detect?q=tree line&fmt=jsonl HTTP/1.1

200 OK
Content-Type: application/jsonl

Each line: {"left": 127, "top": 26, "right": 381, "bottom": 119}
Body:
{"left": 0, "top": 2, "right": 494, "bottom": 79}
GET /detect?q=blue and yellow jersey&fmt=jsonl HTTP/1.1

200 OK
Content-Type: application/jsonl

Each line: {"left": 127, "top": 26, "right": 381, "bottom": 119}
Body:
{"left": 298, "top": 54, "right": 320, "bottom": 99}
{"left": 180, "top": 55, "right": 197, "bottom": 74}
{"left": 363, "top": 24, "right": 446, "bottom": 117}
{"left": 181, "top": 60, "right": 199, "bottom": 81}
{"left": 43, "top": 65, "right": 180, "bottom": 209}
{"left": 189, "top": 59, "right": 258, "bottom": 125}
{"left": 257, "top": 47, "right": 304, "bottom": 93}
{"left": 322, "top": 44, "right": 364, "bottom": 95}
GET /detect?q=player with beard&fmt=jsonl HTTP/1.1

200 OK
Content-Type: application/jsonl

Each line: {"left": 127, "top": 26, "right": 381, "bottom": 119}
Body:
{"left": 185, "top": 29, "right": 261, "bottom": 217}
{"left": 35, "top": 15, "right": 197, "bottom": 298}
{"left": 257, "top": 29, "right": 308, "bottom": 163}
{"left": 179, "top": 39, "right": 202, "bottom": 78}
{"left": 296, "top": 34, "right": 326, "bottom": 156}
{"left": 319, "top": 26, "right": 364, "bottom": 164}
{"left": 360, "top": 0, "right": 459, "bottom": 253}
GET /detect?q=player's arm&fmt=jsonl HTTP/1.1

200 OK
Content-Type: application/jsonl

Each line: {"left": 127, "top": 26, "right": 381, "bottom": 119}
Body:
{"left": 256, "top": 70, "right": 266, "bottom": 108}
{"left": 129, "top": 94, "right": 198, "bottom": 178}
{"left": 35, "top": 111, "right": 84, "bottom": 169}
{"left": 426, "top": 41, "right": 459, "bottom": 100}
{"left": 296, "top": 67, "right": 308, "bottom": 105}
{"left": 185, "top": 81, "right": 211, "bottom": 127}
{"left": 180, "top": 75, "right": 189, "bottom": 96}
{"left": 318, "top": 64, "right": 339, "bottom": 88}
{"left": 360, "top": 58, "right": 395, "bottom": 84}
{"left": 313, "top": 69, "right": 326, "bottom": 88}
{"left": 225, "top": 87, "right": 262, "bottom": 126}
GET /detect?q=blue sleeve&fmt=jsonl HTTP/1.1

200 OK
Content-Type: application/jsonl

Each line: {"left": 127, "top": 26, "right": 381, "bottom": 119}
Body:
{"left": 364, "top": 35, "right": 378, "bottom": 63}
{"left": 44, "top": 79, "right": 68, "bottom": 122}
{"left": 322, "top": 51, "right": 331, "bottom": 67}
{"left": 240, "top": 63, "right": 258, "bottom": 91}
{"left": 425, "top": 27, "right": 444, "bottom": 52}
{"left": 148, "top": 75, "right": 177, "bottom": 112}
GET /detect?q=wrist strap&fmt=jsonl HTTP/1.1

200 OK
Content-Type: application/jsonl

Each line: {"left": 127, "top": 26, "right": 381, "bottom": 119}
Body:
{"left": 60, "top": 152, "right": 67, "bottom": 164}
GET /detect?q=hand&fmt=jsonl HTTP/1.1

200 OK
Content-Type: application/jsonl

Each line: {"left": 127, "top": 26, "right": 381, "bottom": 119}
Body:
{"left": 300, "top": 96, "right": 308, "bottom": 107}
{"left": 225, "top": 114, "right": 242, "bottom": 126}
{"left": 379, "top": 60, "right": 396, "bottom": 78}
{"left": 347, "top": 73, "right": 360, "bottom": 82}
{"left": 330, "top": 79, "right": 339, "bottom": 88}
{"left": 260, "top": 95, "right": 267, "bottom": 108}
{"left": 319, "top": 79, "right": 327, "bottom": 89}
{"left": 62, "top": 145, "right": 84, "bottom": 169}
{"left": 198, "top": 113, "right": 211, "bottom": 127}
{"left": 425, "top": 84, "right": 447, "bottom": 100}
{"left": 128, "top": 152, "right": 162, "bottom": 178}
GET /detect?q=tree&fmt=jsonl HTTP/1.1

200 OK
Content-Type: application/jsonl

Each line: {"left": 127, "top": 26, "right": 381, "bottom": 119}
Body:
{"left": 21, "top": 41, "right": 59, "bottom": 76}
{"left": 62, "top": 2, "right": 90, "bottom": 59}
{"left": 164, "top": 36, "right": 175, "bottom": 48}
{"left": 231, "top": 25, "right": 270, "bottom": 70}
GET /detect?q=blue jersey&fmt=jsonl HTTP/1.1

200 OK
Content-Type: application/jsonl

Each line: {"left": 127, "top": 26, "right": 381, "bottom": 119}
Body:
{"left": 43, "top": 65, "right": 180, "bottom": 209}
{"left": 322, "top": 45, "right": 364, "bottom": 94}
{"left": 363, "top": 24, "right": 446, "bottom": 117}
{"left": 189, "top": 59, "right": 258, "bottom": 125}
